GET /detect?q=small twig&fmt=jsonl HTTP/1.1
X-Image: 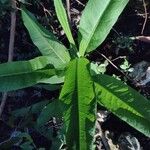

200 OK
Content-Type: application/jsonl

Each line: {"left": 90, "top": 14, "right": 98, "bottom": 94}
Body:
{"left": 39, "top": 3, "right": 55, "bottom": 32}
{"left": 66, "top": 0, "right": 71, "bottom": 23}
{"left": 8, "top": 2, "right": 16, "bottom": 62}
{"left": 75, "top": 0, "right": 85, "bottom": 6}
{"left": 40, "top": 3, "right": 52, "bottom": 17}
{"left": 137, "top": 12, "right": 149, "bottom": 18}
{"left": 112, "top": 56, "right": 126, "bottom": 62}
{"left": 131, "top": 36, "right": 150, "bottom": 43}
{"left": 97, "top": 52, "right": 133, "bottom": 82}
{"left": 141, "top": 0, "right": 148, "bottom": 35}
{"left": 0, "top": 93, "right": 8, "bottom": 116}
{"left": 0, "top": 0, "right": 16, "bottom": 117}
{"left": 100, "top": 53, "right": 121, "bottom": 71}
{"left": 112, "top": 28, "right": 121, "bottom": 36}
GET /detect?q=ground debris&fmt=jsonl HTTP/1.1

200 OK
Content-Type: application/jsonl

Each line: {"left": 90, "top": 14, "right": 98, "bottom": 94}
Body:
{"left": 129, "top": 61, "right": 150, "bottom": 86}
{"left": 118, "top": 133, "right": 142, "bottom": 150}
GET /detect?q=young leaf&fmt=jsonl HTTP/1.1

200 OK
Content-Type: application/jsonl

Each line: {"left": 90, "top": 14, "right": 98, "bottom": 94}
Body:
{"left": 41, "top": 68, "right": 65, "bottom": 84}
{"left": 12, "top": 100, "right": 49, "bottom": 118}
{"left": 36, "top": 101, "right": 65, "bottom": 150}
{"left": 59, "top": 58, "right": 96, "bottom": 149}
{"left": 78, "top": 0, "right": 129, "bottom": 56}
{"left": 37, "top": 100, "right": 64, "bottom": 127}
{"left": 42, "top": 75, "right": 64, "bottom": 84}
{"left": 0, "top": 56, "right": 56, "bottom": 92}
{"left": 21, "top": 7, "right": 70, "bottom": 68}
{"left": 54, "top": 0, "right": 75, "bottom": 45}
{"left": 94, "top": 74, "right": 150, "bottom": 137}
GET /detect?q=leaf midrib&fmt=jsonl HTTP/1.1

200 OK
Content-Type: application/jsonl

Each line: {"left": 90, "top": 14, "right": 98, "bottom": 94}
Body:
{"left": 74, "top": 59, "right": 80, "bottom": 148}
{"left": 23, "top": 10, "right": 67, "bottom": 64}
{"left": 80, "top": 0, "right": 111, "bottom": 54}
{"left": 55, "top": 0, "right": 75, "bottom": 45}
{"left": 97, "top": 83, "right": 145, "bottom": 118}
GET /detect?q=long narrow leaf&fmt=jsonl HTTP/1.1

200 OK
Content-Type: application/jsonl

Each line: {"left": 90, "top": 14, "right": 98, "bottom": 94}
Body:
{"left": 21, "top": 7, "right": 70, "bottom": 68}
{"left": 54, "top": 0, "right": 75, "bottom": 45}
{"left": 94, "top": 74, "right": 150, "bottom": 137}
{"left": 59, "top": 58, "right": 96, "bottom": 149}
{"left": 78, "top": 0, "right": 129, "bottom": 56}
{"left": 0, "top": 56, "right": 55, "bottom": 92}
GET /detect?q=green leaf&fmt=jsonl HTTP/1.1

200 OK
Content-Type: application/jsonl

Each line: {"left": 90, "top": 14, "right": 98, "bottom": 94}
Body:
{"left": 0, "top": 136, "right": 20, "bottom": 149}
{"left": 21, "top": 7, "right": 70, "bottom": 68}
{"left": 41, "top": 74, "right": 64, "bottom": 84}
{"left": 17, "top": 132, "right": 36, "bottom": 149}
{"left": 54, "top": 0, "right": 75, "bottom": 45}
{"left": 59, "top": 58, "right": 96, "bottom": 149}
{"left": 0, "top": 56, "right": 55, "bottom": 92}
{"left": 37, "top": 100, "right": 64, "bottom": 127}
{"left": 36, "top": 103, "right": 65, "bottom": 149}
{"left": 78, "top": 0, "right": 129, "bottom": 56}
{"left": 35, "top": 84, "right": 61, "bottom": 91}
{"left": 94, "top": 74, "right": 150, "bottom": 137}
{"left": 45, "top": 76, "right": 64, "bottom": 84}
{"left": 0, "top": 131, "right": 36, "bottom": 150}
{"left": 39, "top": 67, "right": 65, "bottom": 84}
{"left": 12, "top": 100, "right": 49, "bottom": 118}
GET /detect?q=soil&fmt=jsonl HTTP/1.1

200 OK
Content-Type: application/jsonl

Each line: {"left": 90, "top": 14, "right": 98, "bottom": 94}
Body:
{"left": 0, "top": 0, "right": 150, "bottom": 149}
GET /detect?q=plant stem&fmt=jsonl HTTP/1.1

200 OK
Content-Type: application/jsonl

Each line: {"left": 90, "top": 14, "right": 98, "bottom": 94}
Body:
{"left": 0, "top": 0, "right": 16, "bottom": 117}
{"left": 132, "top": 36, "right": 150, "bottom": 43}
{"left": 0, "top": 93, "right": 8, "bottom": 117}
{"left": 8, "top": 1, "right": 16, "bottom": 62}
{"left": 141, "top": 0, "right": 148, "bottom": 35}
{"left": 75, "top": 0, "right": 85, "bottom": 6}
